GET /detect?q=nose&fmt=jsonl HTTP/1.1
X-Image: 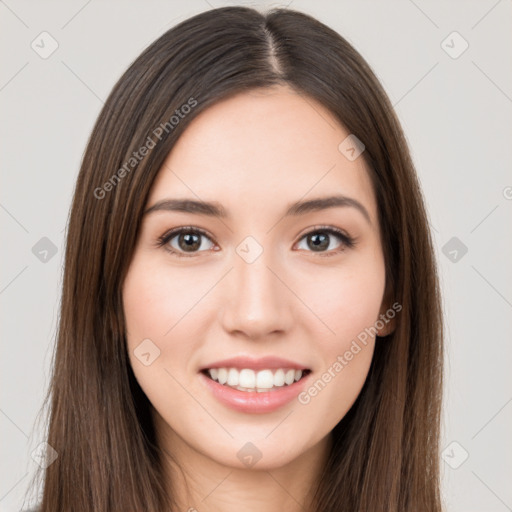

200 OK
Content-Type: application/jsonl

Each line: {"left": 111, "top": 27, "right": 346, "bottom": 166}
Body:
{"left": 219, "top": 246, "right": 293, "bottom": 340}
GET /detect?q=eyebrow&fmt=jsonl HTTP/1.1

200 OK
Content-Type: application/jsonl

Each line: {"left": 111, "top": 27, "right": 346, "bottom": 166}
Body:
{"left": 144, "top": 194, "right": 372, "bottom": 225}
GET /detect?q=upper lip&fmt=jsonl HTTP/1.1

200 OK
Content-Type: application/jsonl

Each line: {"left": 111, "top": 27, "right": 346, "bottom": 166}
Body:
{"left": 200, "top": 356, "right": 310, "bottom": 372}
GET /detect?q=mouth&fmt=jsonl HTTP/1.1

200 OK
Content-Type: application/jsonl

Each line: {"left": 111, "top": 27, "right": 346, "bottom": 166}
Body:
{"left": 201, "top": 367, "right": 312, "bottom": 393}
{"left": 199, "top": 364, "right": 313, "bottom": 414}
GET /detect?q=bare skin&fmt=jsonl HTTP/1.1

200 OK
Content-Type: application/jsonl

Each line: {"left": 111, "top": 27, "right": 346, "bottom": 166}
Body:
{"left": 123, "top": 85, "right": 394, "bottom": 512}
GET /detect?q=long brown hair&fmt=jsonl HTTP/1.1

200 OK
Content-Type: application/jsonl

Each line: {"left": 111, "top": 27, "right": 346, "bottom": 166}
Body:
{"left": 25, "top": 6, "right": 444, "bottom": 511}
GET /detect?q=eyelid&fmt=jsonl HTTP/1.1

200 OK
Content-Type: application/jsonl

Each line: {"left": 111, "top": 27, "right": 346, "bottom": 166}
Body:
{"left": 155, "top": 226, "right": 216, "bottom": 258}
{"left": 156, "top": 224, "right": 356, "bottom": 258}
{"left": 294, "top": 224, "right": 356, "bottom": 256}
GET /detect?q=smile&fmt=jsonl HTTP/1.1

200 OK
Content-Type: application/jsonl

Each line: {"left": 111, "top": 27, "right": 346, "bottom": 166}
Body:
{"left": 203, "top": 367, "right": 310, "bottom": 392}
{"left": 199, "top": 360, "right": 312, "bottom": 413}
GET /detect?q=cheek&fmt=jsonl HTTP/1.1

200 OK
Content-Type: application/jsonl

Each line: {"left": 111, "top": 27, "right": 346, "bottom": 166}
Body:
{"left": 122, "top": 257, "right": 205, "bottom": 378}
{"left": 300, "top": 250, "right": 386, "bottom": 344}
{"left": 295, "top": 252, "right": 385, "bottom": 417}
{"left": 123, "top": 257, "right": 206, "bottom": 344}
{"left": 123, "top": 262, "right": 168, "bottom": 344}
{"left": 122, "top": 258, "right": 212, "bottom": 424}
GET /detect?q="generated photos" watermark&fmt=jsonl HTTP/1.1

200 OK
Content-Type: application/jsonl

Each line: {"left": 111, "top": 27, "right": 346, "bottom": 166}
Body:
{"left": 94, "top": 97, "right": 198, "bottom": 200}
{"left": 298, "top": 301, "right": 402, "bottom": 405}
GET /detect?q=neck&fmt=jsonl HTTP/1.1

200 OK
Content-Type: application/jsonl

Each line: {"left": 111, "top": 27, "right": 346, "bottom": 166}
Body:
{"left": 153, "top": 412, "right": 332, "bottom": 512}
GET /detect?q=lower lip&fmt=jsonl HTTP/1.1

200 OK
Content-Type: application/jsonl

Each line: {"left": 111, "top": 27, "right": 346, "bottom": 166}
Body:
{"left": 199, "top": 371, "right": 310, "bottom": 414}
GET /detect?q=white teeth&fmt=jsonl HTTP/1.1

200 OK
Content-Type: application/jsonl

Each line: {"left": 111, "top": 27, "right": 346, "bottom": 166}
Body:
{"left": 217, "top": 368, "right": 228, "bottom": 385}
{"left": 273, "top": 369, "right": 285, "bottom": 386}
{"left": 227, "top": 368, "right": 239, "bottom": 386}
{"left": 239, "top": 369, "right": 256, "bottom": 388}
{"left": 256, "top": 369, "right": 274, "bottom": 389}
{"left": 206, "top": 367, "right": 307, "bottom": 391}
{"left": 284, "top": 369, "right": 295, "bottom": 385}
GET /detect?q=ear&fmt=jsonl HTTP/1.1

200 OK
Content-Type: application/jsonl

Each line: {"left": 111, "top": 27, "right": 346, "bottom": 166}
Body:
{"left": 376, "top": 285, "right": 398, "bottom": 338}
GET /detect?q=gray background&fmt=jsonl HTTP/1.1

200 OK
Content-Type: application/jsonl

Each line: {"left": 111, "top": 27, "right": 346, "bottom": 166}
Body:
{"left": 1, "top": 1, "right": 511, "bottom": 510}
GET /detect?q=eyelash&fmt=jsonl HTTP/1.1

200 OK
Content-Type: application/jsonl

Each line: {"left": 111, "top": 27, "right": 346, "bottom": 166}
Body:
{"left": 155, "top": 225, "right": 357, "bottom": 258}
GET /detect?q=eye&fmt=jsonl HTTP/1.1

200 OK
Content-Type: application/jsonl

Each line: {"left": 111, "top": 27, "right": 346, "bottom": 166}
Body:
{"left": 156, "top": 227, "right": 216, "bottom": 257}
{"left": 295, "top": 226, "right": 356, "bottom": 256}
{"left": 156, "top": 225, "right": 356, "bottom": 258}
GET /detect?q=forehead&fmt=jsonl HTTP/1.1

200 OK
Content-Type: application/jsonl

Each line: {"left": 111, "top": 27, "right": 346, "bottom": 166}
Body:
{"left": 147, "top": 86, "right": 378, "bottom": 226}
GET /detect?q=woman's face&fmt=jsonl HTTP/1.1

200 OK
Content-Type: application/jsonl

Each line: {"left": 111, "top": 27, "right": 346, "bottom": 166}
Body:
{"left": 123, "top": 85, "right": 392, "bottom": 471}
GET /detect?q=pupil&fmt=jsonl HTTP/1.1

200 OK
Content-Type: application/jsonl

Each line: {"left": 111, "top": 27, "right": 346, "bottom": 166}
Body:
{"left": 309, "top": 232, "right": 328, "bottom": 251}
{"left": 180, "top": 233, "right": 200, "bottom": 251}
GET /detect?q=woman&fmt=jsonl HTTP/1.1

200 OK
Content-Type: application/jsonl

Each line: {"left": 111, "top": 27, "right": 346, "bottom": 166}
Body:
{"left": 25, "top": 6, "right": 444, "bottom": 512}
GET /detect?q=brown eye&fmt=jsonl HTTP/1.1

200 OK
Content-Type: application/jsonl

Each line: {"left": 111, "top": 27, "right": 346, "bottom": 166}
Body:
{"left": 296, "top": 227, "right": 355, "bottom": 255}
{"left": 157, "top": 227, "right": 215, "bottom": 257}
{"left": 306, "top": 232, "right": 330, "bottom": 251}
{"left": 176, "top": 232, "right": 202, "bottom": 252}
